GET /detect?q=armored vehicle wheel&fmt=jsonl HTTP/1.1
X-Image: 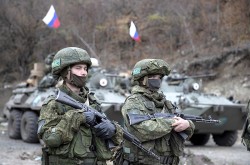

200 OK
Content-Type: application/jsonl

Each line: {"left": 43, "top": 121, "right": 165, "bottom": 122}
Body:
{"left": 8, "top": 109, "right": 22, "bottom": 139}
{"left": 212, "top": 130, "right": 238, "bottom": 146}
{"left": 190, "top": 133, "right": 210, "bottom": 146}
{"left": 21, "top": 111, "right": 39, "bottom": 143}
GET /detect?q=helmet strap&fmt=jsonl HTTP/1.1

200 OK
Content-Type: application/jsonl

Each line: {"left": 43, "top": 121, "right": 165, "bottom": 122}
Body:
{"left": 60, "top": 67, "right": 70, "bottom": 80}
{"left": 64, "top": 67, "right": 74, "bottom": 84}
{"left": 62, "top": 67, "right": 72, "bottom": 85}
{"left": 142, "top": 76, "right": 148, "bottom": 86}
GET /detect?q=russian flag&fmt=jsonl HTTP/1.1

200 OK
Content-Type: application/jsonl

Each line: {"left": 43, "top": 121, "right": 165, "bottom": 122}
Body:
{"left": 129, "top": 21, "right": 140, "bottom": 42}
{"left": 42, "top": 5, "right": 60, "bottom": 28}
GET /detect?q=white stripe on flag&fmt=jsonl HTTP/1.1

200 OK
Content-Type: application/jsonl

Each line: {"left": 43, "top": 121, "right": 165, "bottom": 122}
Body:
{"left": 43, "top": 5, "right": 56, "bottom": 24}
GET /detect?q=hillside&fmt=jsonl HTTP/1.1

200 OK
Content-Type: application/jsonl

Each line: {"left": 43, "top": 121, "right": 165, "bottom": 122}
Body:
{"left": 169, "top": 42, "right": 250, "bottom": 103}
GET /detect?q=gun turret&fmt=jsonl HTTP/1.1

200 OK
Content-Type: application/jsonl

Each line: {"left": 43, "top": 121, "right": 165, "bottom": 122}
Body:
{"left": 167, "top": 72, "right": 217, "bottom": 82}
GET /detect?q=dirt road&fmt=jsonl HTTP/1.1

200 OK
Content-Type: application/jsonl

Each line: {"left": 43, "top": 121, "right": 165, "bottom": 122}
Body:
{"left": 184, "top": 131, "right": 250, "bottom": 165}
{"left": 0, "top": 122, "right": 41, "bottom": 165}
{"left": 0, "top": 122, "right": 249, "bottom": 165}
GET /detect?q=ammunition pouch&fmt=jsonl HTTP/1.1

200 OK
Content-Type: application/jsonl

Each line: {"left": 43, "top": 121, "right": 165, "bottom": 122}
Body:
{"left": 121, "top": 147, "right": 179, "bottom": 165}
{"left": 122, "top": 154, "right": 179, "bottom": 165}
{"left": 48, "top": 155, "right": 106, "bottom": 165}
{"left": 122, "top": 147, "right": 137, "bottom": 163}
{"left": 113, "top": 147, "right": 126, "bottom": 165}
{"left": 160, "top": 155, "right": 179, "bottom": 165}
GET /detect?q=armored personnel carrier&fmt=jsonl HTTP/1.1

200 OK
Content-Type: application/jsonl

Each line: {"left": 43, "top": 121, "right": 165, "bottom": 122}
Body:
{"left": 3, "top": 53, "right": 57, "bottom": 143}
{"left": 160, "top": 72, "right": 247, "bottom": 146}
{"left": 5, "top": 86, "right": 56, "bottom": 143}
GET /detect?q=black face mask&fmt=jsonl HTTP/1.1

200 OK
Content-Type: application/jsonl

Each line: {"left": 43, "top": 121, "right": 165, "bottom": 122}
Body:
{"left": 69, "top": 73, "right": 87, "bottom": 88}
{"left": 148, "top": 79, "right": 162, "bottom": 91}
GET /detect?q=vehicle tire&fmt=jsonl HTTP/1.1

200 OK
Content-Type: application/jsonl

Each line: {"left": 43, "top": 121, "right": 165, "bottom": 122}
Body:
{"left": 8, "top": 109, "right": 22, "bottom": 139}
{"left": 21, "top": 111, "right": 39, "bottom": 143}
{"left": 190, "top": 133, "right": 210, "bottom": 146}
{"left": 212, "top": 130, "right": 238, "bottom": 146}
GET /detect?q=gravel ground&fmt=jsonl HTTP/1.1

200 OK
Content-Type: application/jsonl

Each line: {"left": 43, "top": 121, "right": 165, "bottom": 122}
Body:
{"left": 184, "top": 131, "right": 250, "bottom": 165}
{"left": 0, "top": 122, "right": 41, "bottom": 165}
{"left": 0, "top": 122, "right": 249, "bottom": 165}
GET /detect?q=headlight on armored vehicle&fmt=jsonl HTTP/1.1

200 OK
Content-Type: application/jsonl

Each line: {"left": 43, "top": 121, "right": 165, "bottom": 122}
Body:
{"left": 192, "top": 83, "right": 200, "bottom": 91}
{"left": 99, "top": 78, "right": 108, "bottom": 87}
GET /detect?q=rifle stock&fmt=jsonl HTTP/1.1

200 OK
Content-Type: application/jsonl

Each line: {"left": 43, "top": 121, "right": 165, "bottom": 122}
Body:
{"left": 55, "top": 90, "right": 160, "bottom": 161}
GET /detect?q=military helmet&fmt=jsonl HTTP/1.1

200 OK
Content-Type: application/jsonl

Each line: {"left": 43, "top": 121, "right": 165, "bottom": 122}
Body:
{"left": 52, "top": 47, "right": 92, "bottom": 75}
{"left": 131, "top": 59, "right": 171, "bottom": 83}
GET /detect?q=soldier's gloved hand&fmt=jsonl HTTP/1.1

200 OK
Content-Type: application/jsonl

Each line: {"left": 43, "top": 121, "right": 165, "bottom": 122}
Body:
{"left": 84, "top": 111, "right": 96, "bottom": 126}
{"left": 94, "top": 120, "right": 116, "bottom": 139}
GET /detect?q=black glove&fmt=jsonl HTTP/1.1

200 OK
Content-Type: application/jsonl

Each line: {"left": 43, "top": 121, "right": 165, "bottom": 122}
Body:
{"left": 84, "top": 111, "right": 96, "bottom": 126}
{"left": 94, "top": 120, "right": 116, "bottom": 139}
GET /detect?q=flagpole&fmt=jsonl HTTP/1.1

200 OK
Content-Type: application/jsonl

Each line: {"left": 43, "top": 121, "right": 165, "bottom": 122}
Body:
{"left": 71, "top": 29, "right": 99, "bottom": 59}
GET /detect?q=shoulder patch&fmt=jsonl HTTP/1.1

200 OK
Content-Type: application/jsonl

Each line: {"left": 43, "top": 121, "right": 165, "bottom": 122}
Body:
{"left": 52, "top": 58, "right": 61, "bottom": 68}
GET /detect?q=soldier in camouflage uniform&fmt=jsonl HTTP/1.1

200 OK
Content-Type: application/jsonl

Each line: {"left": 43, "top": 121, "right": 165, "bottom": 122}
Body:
{"left": 241, "top": 100, "right": 250, "bottom": 151}
{"left": 37, "top": 47, "right": 123, "bottom": 165}
{"left": 118, "top": 59, "right": 195, "bottom": 165}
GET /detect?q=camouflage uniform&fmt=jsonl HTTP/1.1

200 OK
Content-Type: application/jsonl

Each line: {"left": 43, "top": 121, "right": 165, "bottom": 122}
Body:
{"left": 119, "top": 59, "right": 195, "bottom": 165}
{"left": 246, "top": 101, "right": 250, "bottom": 133}
{"left": 242, "top": 100, "right": 250, "bottom": 151}
{"left": 37, "top": 47, "right": 123, "bottom": 165}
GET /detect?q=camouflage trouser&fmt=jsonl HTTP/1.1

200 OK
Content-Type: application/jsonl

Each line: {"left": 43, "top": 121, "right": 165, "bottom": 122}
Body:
{"left": 114, "top": 153, "right": 179, "bottom": 165}
{"left": 41, "top": 155, "right": 107, "bottom": 165}
{"left": 114, "top": 158, "right": 179, "bottom": 165}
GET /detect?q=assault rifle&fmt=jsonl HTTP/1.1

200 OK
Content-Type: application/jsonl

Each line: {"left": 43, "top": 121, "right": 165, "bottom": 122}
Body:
{"left": 127, "top": 112, "right": 220, "bottom": 125}
{"left": 55, "top": 90, "right": 160, "bottom": 161}
{"left": 127, "top": 113, "right": 219, "bottom": 142}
